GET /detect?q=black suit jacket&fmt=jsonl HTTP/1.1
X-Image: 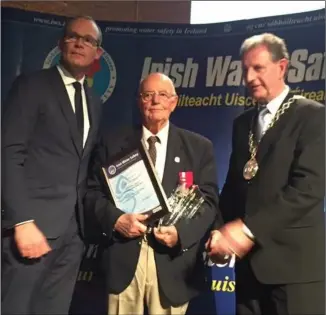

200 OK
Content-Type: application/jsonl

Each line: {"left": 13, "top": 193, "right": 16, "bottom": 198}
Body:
{"left": 85, "top": 123, "right": 222, "bottom": 306}
{"left": 219, "top": 94, "right": 325, "bottom": 284}
{"left": 2, "top": 67, "right": 102, "bottom": 238}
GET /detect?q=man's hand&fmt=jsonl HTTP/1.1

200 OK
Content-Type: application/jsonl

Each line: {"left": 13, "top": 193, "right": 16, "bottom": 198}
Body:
{"left": 14, "top": 222, "right": 51, "bottom": 259}
{"left": 153, "top": 226, "right": 179, "bottom": 248}
{"left": 114, "top": 213, "right": 148, "bottom": 238}
{"left": 205, "top": 230, "right": 234, "bottom": 261}
{"left": 219, "top": 219, "right": 254, "bottom": 258}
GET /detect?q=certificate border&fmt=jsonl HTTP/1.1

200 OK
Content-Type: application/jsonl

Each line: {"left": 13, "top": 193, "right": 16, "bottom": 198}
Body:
{"left": 102, "top": 139, "right": 172, "bottom": 225}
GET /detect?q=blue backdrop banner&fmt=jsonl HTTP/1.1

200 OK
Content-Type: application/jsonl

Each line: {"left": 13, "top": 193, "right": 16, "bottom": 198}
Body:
{"left": 2, "top": 7, "right": 325, "bottom": 315}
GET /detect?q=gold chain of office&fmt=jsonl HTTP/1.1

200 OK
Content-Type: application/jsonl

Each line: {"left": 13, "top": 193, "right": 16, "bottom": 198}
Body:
{"left": 243, "top": 96, "right": 301, "bottom": 180}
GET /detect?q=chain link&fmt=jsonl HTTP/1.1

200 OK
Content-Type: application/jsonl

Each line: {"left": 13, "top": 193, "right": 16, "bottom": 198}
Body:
{"left": 248, "top": 96, "right": 298, "bottom": 159}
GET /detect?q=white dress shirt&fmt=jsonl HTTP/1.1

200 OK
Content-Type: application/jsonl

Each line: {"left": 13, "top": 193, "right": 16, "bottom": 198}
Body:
{"left": 259, "top": 85, "right": 290, "bottom": 134}
{"left": 57, "top": 64, "right": 90, "bottom": 147}
{"left": 142, "top": 122, "right": 170, "bottom": 183}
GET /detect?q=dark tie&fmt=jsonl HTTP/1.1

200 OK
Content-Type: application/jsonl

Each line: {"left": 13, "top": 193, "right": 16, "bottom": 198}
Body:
{"left": 147, "top": 136, "right": 159, "bottom": 165}
{"left": 256, "top": 106, "right": 269, "bottom": 142}
{"left": 72, "top": 81, "right": 84, "bottom": 141}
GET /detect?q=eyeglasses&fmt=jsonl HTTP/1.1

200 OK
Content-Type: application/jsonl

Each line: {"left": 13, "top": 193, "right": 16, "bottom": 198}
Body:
{"left": 140, "top": 91, "right": 176, "bottom": 102}
{"left": 64, "top": 32, "right": 99, "bottom": 48}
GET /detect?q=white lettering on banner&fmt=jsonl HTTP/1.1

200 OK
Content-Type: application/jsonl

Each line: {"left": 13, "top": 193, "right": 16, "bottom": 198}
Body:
{"left": 33, "top": 17, "right": 65, "bottom": 27}
{"left": 85, "top": 244, "right": 99, "bottom": 259}
{"left": 156, "top": 28, "right": 175, "bottom": 35}
{"left": 77, "top": 244, "right": 99, "bottom": 282}
{"left": 202, "top": 251, "right": 236, "bottom": 268}
{"left": 206, "top": 56, "right": 242, "bottom": 87}
{"left": 184, "top": 27, "right": 208, "bottom": 35}
{"left": 141, "top": 57, "right": 198, "bottom": 88}
{"left": 288, "top": 50, "right": 325, "bottom": 83}
{"left": 140, "top": 49, "right": 325, "bottom": 88}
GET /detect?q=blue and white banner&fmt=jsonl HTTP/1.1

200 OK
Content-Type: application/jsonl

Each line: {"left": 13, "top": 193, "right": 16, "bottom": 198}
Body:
{"left": 2, "top": 7, "right": 325, "bottom": 315}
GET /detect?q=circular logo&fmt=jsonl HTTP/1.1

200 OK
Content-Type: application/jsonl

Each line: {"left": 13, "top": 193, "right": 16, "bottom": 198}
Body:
{"left": 43, "top": 46, "right": 117, "bottom": 103}
{"left": 108, "top": 165, "right": 116, "bottom": 175}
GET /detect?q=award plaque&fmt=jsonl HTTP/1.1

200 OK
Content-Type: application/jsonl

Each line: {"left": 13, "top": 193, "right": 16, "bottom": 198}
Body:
{"left": 102, "top": 139, "right": 172, "bottom": 225}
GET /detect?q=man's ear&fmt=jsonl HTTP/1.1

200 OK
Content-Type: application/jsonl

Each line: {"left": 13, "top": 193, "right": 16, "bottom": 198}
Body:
{"left": 278, "top": 58, "right": 289, "bottom": 79}
{"left": 170, "top": 96, "right": 179, "bottom": 112}
{"left": 58, "top": 39, "right": 63, "bottom": 52}
{"left": 95, "top": 46, "right": 104, "bottom": 60}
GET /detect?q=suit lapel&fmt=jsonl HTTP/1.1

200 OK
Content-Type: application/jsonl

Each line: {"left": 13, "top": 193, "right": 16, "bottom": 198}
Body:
{"left": 49, "top": 68, "right": 82, "bottom": 156}
{"left": 124, "top": 128, "right": 142, "bottom": 151}
{"left": 256, "top": 93, "right": 295, "bottom": 164}
{"left": 162, "top": 125, "right": 183, "bottom": 196}
{"left": 105, "top": 126, "right": 142, "bottom": 158}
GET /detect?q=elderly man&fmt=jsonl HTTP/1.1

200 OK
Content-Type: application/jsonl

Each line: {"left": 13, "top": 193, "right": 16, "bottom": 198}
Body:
{"left": 206, "top": 33, "right": 325, "bottom": 315}
{"left": 85, "top": 72, "right": 223, "bottom": 315}
{"left": 2, "top": 16, "right": 103, "bottom": 314}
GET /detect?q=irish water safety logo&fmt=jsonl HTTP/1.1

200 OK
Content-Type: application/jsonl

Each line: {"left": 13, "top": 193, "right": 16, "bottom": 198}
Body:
{"left": 43, "top": 46, "right": 117, "bottom": 103}
{"left": 108, "top": 165, "right": 116, "bottom": 175}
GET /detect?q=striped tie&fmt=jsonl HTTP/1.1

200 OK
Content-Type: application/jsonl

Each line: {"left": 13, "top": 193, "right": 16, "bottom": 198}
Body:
{"left": 147, "top": 136, "right": 159, "bottom": 165}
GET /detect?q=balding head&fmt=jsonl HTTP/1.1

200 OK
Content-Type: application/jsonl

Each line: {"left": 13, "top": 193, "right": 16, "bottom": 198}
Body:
{"left": 139, "top": 72, "right": 176, "bottom": 95}
{"left": 138, "top": 72, "right": 178, "bottom": 134}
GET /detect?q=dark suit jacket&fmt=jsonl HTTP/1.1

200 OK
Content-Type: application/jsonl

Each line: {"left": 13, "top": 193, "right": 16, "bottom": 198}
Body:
{"left": 84, "top": 123, "right": 222, "bottom": 306}
{"left": 219, "top": 93, "right": 325, "bottom": 285}
{"left": 1, "top": 67, "right": 102, "bottom": 238}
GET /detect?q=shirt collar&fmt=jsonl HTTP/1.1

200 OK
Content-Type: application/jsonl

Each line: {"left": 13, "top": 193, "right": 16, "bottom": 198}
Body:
{"left": 265, "top": 85, "right": 290, "bottom": 115}
{"left": 57, "top": 64, "right": 85, "bottom": 87}
{"left": 142, "top": 121, "right": 170, "bottom": 145}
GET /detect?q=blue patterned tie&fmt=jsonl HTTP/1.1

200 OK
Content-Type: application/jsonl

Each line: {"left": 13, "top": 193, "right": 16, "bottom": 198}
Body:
{"left": 256, "top": 106, "right": 269, "bottom": 142}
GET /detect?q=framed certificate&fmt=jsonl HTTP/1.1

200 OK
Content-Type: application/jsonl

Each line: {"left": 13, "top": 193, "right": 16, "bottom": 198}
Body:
{"left": 102, "top": 139, "right": 172, "bottom": 224}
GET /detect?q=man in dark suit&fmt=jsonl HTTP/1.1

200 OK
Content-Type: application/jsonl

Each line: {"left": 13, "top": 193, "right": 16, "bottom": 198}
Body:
{"left": 206, "top": 33, "right": 325, "bottom": 315}
{"left": 85, "top": 72, "right": 222, "bottom": 314}
{"left": 1, "top": 16, "right": 103, "bottom": 314}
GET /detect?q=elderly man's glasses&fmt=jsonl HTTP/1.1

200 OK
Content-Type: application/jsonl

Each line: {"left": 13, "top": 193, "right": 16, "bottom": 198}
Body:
{"left": 64, "top": 32, "right": 99, "bottom": 48}
{"left": 140, "top": 91, "right": 176, "bottom": 102}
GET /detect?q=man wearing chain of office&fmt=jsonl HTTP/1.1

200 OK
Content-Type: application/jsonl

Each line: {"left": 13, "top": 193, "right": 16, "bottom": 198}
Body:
{"left": 206, "top": 33, "right": 325, "bottom": 315}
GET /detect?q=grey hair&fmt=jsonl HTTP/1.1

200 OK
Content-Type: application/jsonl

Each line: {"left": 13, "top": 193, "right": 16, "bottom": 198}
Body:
{"left": 63, "top": 15, "right": 103, "bottom": 46}
{"left": 240, "top": 33, "right": 289, "bottom": 62}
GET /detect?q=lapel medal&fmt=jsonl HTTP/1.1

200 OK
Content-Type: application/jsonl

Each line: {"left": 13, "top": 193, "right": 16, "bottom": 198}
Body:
{"left": 243, "top": 158, "right": 258, "bottom": 180}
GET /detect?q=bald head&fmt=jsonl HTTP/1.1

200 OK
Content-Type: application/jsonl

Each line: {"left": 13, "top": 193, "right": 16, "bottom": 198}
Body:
{"left": 139, "top": 73, "right": 176, "bottom": 95}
